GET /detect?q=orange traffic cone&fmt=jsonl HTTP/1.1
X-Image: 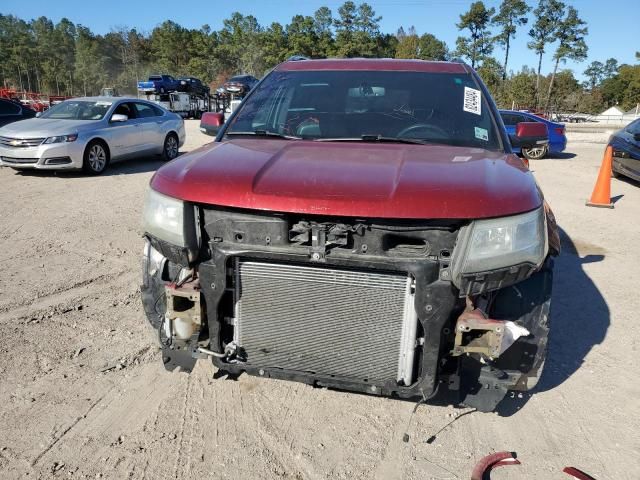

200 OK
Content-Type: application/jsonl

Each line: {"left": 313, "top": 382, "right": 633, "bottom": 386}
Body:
{"left": 586, "top": 145, "right": 614, "bottom": 208}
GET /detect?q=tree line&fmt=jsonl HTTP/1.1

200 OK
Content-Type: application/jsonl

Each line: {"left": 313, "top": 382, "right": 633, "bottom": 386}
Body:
{"left": 1, "top": 1, "right": 639, "bottom": 113}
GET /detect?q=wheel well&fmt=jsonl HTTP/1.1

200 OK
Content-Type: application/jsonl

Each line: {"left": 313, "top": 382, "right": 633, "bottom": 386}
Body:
{"left": 86, "top": 138, "right": 110, "bottom": 159}
{"left": 164, "top": 131, "right": 179, "bottom": 147}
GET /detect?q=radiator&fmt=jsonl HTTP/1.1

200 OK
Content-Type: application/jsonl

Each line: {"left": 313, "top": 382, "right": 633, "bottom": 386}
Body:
{"left": 233, "top": 259, "right": 418, "bottom": 385}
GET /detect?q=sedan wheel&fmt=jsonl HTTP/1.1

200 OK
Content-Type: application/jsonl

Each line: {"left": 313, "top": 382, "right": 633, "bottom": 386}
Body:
{"left": 163, "top": 134, "right": 179, "bottom": 161}
{"left": 83, "top": 142, "right": 109, "bottom": 174}
{"left": 522, "top": 146, "right": 548, "bottom": 160}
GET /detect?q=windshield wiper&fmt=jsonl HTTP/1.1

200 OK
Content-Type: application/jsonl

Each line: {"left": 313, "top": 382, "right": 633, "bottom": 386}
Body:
{"left": 314, "top": 135, "right": 431, "bottom": 145}
{"left": 226, "top": 130, "right": 302, "bottom": 140}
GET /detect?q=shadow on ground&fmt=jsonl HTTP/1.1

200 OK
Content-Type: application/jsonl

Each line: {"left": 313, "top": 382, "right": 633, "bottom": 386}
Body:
{"left": 549, "top": 152, "right": 577, "bottom": 160}
{"left": 495, "top": 227, "right": 609, "bottom": 415}
{"left": 613, "top": 174, "right": 640, "bottom": 188}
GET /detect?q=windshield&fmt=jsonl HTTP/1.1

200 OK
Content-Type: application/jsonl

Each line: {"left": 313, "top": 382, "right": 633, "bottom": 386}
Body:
{"left": 40, "top": 100, "right": 112, "bottom": 121}
{"left": 226, "top": 70, "right": 501, "bottom": 150}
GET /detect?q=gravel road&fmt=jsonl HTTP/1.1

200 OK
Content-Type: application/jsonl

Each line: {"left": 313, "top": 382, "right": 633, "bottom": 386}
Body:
{"left": 1, "top": 121, "right": 639, "bottom": 479}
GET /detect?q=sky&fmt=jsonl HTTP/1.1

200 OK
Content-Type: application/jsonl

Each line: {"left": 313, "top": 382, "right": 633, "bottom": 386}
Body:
{"left": 3, "top": 0, "right": 639, "bottom": 80}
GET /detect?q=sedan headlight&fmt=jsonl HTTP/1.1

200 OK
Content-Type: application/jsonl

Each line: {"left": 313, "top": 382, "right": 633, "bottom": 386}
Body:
{"left": 452, "top": 207, "right": 547, "bottom": 282}
{"left": 142, "top": 188, "right": 197, "bottom": 249}
{"left": 44, "top": 133, "right": 78, "bottom": 144}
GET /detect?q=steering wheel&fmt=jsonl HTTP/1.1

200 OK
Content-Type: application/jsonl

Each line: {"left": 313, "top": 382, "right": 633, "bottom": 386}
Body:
{"left": 396, "top": 123, "right": 448, "bottom": 139}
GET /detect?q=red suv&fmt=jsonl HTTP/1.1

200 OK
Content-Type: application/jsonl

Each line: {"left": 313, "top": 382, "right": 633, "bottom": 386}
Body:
{"left": 141, "top": 58, "right": 558, "bottom": 412}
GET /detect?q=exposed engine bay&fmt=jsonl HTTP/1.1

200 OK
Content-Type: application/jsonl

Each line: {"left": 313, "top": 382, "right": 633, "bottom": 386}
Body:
{"left": 142, "top": 205, "right": 556, "bottom": 412}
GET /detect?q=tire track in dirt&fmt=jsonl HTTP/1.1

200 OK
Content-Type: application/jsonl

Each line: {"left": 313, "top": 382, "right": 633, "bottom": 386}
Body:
{"left": 0, "top": 269, "right": 131, "bottom": 317}
{"left": 30, "top": 363, "right": 177, "bottom": 478}
{"left": 31, "top": 394, "right": 106, "bottom": 467}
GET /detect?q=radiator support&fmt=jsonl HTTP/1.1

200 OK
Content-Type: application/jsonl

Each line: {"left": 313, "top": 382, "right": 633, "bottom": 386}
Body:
{"left": 232, "top": 259, "right": 419, "bottom": 386}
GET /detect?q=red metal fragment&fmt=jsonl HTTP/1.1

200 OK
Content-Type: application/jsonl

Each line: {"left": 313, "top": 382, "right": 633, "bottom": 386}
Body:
{"left": 563, "top": 466, "right": 597, "bottom": 480}
{"left": 471, "top": 451, "right": 520, "bottom": 480}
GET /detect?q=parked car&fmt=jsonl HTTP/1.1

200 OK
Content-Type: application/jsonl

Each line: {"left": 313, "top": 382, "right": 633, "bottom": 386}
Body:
{"left": 609, "top": 117, "right": 640, "bottom": 182}
{"left": 0, "top": 96, "right": 185, "bottom": 174}
{"left": 500, "top": 109, "right": 567, "bottom": 159}
{"left": 0, "top": 98, "right": 36, "bottom": 127}
{"left": 223, "top": 74, "right": 259, "bottom": 96}
{"left": 177, "top": 77, "right": 209, "bottom": 96}
{"left": 137, "top": 75, "right": 181, "bottom": 94}
{"left": 141, "top": 58, "right": 557, "bottom": 412}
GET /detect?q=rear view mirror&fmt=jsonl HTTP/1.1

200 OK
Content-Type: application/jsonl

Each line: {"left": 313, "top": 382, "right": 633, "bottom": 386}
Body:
{"left": 111, "top": 113, "right": 128, "bottom": 123}
{"left": 200, "top": 112, "right": 225, "bottom": 136}
{"left": 510, "top": 121, "right": 548, "bottom": 149}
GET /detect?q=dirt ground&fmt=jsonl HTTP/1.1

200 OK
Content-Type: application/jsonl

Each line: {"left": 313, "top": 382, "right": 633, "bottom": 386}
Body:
{"left": 1, "top": 121, "right": 639, "bottom": 480}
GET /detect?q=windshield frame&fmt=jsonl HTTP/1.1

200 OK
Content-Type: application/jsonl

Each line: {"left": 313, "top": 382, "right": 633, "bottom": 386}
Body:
{"left": 220, "top": 66, "right": 507, "bottom": 152}
{"left": 40, "top": 99, "right": 114, "bottom": 121}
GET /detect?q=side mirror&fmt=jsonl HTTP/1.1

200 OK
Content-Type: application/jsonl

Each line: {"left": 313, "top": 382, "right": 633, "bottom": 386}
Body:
{"left": 200, "top": 112, "right": 225, "bottom": 136}
{"left": 35, "top": 112, "right": 42, "bottom": 118}
{"left": 510, "top": 121, "right": 548, "bottom": 149}
{"left": 111, "top": 113, "right": 128, "bottom": 123}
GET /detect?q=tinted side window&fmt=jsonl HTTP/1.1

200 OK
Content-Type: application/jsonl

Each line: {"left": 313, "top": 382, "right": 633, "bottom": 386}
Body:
{"left": 0, "top": 100, "right": 21, "bottom": 115}
{"left": 500, "top": 113, "right": 519, "bottom": 126}
{"left": 151, "top": 105, "right": 165, "bottom": 116}
{"left": 626, "top": 119, "right": 640, "bottom": 134}
{"left": 135, "top": 103, "right": 157, "bottom": 118}
{"left": 113, "top": 102, "right": 136, "bottom": 118}
{"left": 512, "top": 114, "right": 530, "bottom": 125}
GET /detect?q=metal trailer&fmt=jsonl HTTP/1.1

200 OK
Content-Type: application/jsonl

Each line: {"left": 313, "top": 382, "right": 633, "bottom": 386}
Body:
{"left": 146, "top": 92, "right": 211, "bottom": 119}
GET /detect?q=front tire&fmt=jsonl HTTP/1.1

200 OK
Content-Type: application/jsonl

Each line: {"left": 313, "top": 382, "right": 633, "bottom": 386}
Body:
{"left": 162, "top": 133, "right": 179, "bottom": 161}
{"left": 522, "top": 145, "right": 548, "bottom": 160}
{"left": 82, "top": 141, "right": 109, "bottom": 175}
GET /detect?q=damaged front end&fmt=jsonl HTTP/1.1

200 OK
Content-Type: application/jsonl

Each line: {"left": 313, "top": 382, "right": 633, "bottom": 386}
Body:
{"left": 141, "top": 196, "right": 558, "bottom": 412}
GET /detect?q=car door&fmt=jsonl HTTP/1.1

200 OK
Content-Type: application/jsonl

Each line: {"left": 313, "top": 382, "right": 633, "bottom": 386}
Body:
{"left": 192, "top": 79, "right": 202, "bottom": 95}
{"left": 166, "top": 76, "right": 177, "bottom": 91}
{"left": 619, "top": 119, "right": 640, "bottom": 176}
{"left": 108, "top": 101, "right": 143, "bottom": 159}
{"left": 135, "top": 102, "right": 168, "bottom": 152}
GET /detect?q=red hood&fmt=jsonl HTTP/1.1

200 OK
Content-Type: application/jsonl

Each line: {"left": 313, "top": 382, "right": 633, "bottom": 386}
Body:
{"left": 151, "top": 139, "right": 541, "bottom": 219}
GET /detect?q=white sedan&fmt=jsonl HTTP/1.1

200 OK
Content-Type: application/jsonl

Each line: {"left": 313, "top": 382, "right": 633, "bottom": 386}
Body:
{"left": 0, "top": 96, "right": 185, "bottom": 175}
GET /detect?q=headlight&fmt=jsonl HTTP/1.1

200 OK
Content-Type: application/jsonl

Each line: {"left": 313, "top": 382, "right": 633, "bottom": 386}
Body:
{"left": 142, "top": 188, "right": 197, "bottom": 249}
{"left": 452, "top": 207, "right": 547, "bottom": 281}
{"left": 44, "top": 134, "right": 78, "bottom": 144}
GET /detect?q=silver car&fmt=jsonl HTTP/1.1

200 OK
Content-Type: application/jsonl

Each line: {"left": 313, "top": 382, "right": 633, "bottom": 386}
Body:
{"left": 0, "top": 96, "right": 186, "bottom": 175}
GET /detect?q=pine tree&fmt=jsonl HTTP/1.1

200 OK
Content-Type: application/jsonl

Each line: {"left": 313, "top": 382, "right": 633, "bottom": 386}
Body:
{"left": 492, "top": 0, "right": 530, "bottom": 79}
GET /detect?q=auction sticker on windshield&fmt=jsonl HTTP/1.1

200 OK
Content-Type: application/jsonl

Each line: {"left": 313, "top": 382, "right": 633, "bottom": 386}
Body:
{"left": 474, "top": 126, "right": 489, "bottom": 141}
{"left": 463, "top": 87, "right": 481, "bottom": 115}
{"left": 96, "top": 101, "right": 112, "bottom": 106}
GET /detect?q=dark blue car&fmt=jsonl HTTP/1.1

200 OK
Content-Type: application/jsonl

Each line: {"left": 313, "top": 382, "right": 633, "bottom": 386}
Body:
{"left": 500, "top": 110, "right": 567, "bottom": 159}
{"left": 137, "top": 75, "right": 181, "bottom": 94}
{"left": 609, "top": 117, "right": 640, "bottom": 182}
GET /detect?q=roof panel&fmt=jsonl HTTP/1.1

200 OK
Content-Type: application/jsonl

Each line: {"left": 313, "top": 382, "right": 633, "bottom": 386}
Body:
{"left": 276, "top": 58, "right": 468, "bottom": 73}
